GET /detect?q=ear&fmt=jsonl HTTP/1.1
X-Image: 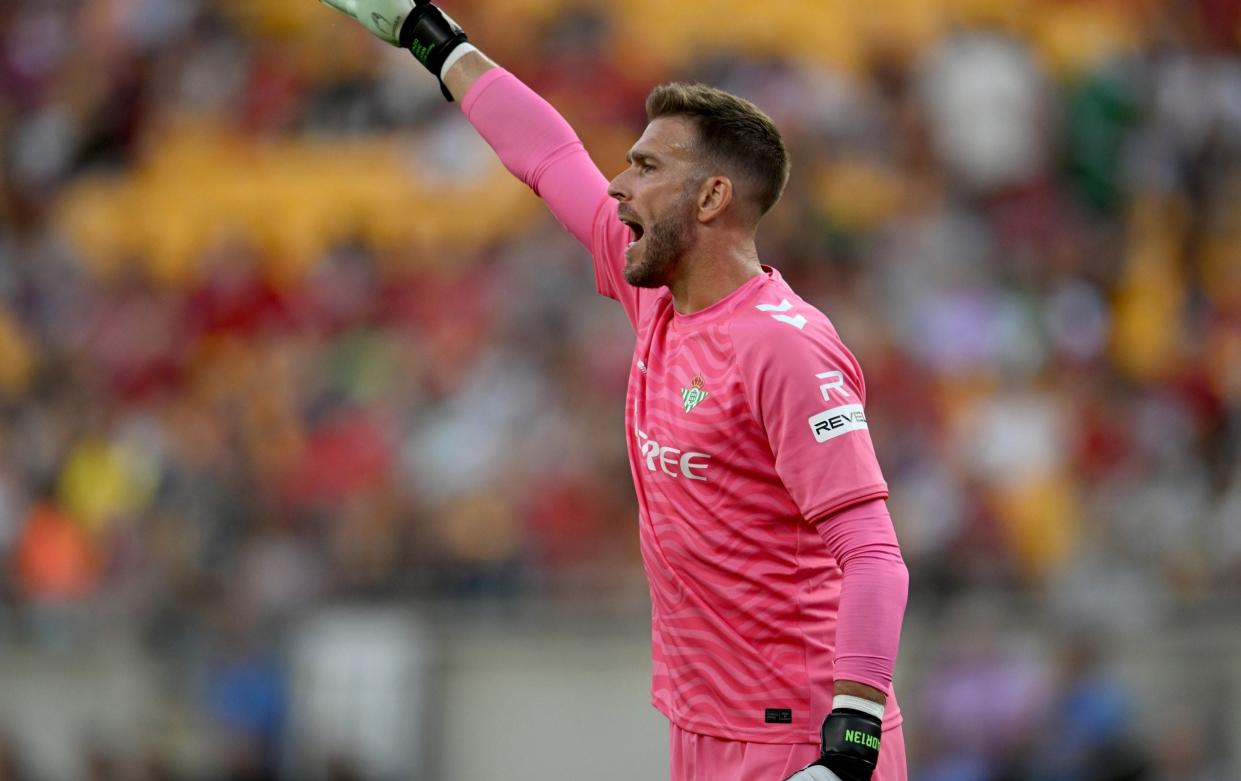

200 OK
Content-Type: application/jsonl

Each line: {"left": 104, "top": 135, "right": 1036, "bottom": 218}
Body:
{"left": 696, "top": 176, "right": 733, "bottom": 224}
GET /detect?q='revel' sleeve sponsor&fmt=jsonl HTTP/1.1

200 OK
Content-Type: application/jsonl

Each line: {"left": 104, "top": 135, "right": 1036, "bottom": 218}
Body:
{"left": 731, "top": 310, "right": 889, "bottom": 521}
{"left": 460, "top": 69, "right": 643, "bottom": 330}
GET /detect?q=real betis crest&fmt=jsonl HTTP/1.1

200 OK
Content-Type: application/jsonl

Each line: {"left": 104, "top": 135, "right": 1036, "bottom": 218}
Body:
{"left": 681, "top": 375, "right": 709, "bottom": 413}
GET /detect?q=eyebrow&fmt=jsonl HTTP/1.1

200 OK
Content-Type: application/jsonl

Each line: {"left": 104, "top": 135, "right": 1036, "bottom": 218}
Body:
{"left": 625, "top": 150, "right": 659, "bottom": 166}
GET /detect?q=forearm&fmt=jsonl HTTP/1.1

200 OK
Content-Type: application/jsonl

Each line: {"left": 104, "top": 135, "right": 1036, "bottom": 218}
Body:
{"left": 320, "top": 2, "right": 610, "bottom": 247}
{"left": 450, "top": 58, "right": 610, "bottom": 250}
{"left": 815, "top": 498, "right": 909, "bottom": 704}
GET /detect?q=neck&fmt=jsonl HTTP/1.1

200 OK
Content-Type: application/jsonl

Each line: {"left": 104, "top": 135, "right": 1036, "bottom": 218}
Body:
{"left": 668, "top": 234, "right": 763, "bottom": 314}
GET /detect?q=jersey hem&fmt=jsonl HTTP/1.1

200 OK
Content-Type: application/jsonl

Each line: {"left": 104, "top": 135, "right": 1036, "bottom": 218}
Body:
{"left": 655, "top": 698, "right": 822, "bottom": 745}
{"left": 654, "top": 698, "right": 905, "bottom": 745}
{"left": 655, "top": 695, "right": 908, "bottom": 744}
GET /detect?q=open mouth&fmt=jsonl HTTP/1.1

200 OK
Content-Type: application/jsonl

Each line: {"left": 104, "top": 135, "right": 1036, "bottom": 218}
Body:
{"left": 619, "top": 215, "right": 645, "bottom": 247}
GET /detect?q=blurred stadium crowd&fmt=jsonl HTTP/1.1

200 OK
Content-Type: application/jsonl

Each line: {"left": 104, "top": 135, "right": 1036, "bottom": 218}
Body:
{"left": 0, "top": 0, "right": 1239, "bottom": 779}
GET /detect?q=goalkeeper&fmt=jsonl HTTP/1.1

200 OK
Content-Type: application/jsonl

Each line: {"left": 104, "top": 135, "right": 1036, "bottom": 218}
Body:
{"left": 320, "top": 3, "right": 911, "bottom": 780}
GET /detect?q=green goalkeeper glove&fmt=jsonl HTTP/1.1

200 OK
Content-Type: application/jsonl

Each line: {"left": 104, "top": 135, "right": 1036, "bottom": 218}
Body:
{"left": 317, "top": 0, "right": 471, "bottom": 101}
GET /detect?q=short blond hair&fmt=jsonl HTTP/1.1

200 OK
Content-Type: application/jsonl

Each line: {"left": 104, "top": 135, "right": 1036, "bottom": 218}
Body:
{"left": 646, "top": 83, "right": 790, "bottom": 217}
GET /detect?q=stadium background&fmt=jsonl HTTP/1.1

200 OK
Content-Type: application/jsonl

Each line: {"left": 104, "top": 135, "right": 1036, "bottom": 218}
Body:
{"left": 0, "top": 0, "right": 1239, "bottom": 778}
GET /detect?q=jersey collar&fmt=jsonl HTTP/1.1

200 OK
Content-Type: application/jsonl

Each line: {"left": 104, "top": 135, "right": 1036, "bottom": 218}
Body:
{"left": 671, "top": 266, "right": 779, "bottom": 326}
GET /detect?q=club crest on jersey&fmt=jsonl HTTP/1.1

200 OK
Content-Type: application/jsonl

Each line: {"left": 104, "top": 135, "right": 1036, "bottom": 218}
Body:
{"left": 680, "top": 375, "right": 709, "bottom": 413}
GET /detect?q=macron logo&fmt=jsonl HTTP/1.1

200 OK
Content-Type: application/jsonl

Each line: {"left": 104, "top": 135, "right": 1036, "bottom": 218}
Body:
{"left": 756, "top": 299, "right": 807, "bottom": 330}
{"left": 808, "top": 404, "right": 868, "bottom": 443}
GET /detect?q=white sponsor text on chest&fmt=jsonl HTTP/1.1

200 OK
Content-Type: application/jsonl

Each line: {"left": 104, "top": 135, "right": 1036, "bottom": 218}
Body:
{"left": 635, "top": 428, "right": 711, "bottom": 481}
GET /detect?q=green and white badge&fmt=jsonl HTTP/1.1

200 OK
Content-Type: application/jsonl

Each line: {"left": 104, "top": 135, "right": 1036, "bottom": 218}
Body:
{"left": 681, "top": 375, "right": 709, "bottom": 413}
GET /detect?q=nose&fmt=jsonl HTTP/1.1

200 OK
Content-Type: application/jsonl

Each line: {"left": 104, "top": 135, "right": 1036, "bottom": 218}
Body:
{"left": 607, "top": 170, "right": 630, "bottom": 202}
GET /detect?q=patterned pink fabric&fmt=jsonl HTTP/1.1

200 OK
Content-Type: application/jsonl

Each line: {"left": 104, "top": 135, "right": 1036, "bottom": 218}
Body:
{"left": 463, "top": 69, "right": 906, "bottom": 744}
{"left": 603, "top": 260, "right": 897, "bottom": 742}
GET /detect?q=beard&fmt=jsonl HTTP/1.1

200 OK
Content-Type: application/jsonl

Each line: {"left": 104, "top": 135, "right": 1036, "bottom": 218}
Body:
{"left": 623, "top": 196, "right": 696, "bottom": 288}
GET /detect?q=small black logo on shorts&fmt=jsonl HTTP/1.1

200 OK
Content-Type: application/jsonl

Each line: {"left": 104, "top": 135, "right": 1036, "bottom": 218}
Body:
{"left": 765, "top": 708, "right": 793, "bottom": 724}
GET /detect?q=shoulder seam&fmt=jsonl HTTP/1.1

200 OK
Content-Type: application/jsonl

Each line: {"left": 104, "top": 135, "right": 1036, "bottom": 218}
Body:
{"left": 725, "top": 317, "right": 769, "bottom": 445}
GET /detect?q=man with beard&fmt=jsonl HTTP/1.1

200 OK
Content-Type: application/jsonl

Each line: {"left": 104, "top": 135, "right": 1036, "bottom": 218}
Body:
{"left": 318, "top": 3, "right": 910, "bottom": 780}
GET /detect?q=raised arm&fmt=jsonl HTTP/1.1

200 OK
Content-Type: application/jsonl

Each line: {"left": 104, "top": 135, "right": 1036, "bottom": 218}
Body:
{"left": 317, "top": 0, "right": 614, "bottom": 252}
{"left": 449, "top": 54, "right": 613, "bottom": 252}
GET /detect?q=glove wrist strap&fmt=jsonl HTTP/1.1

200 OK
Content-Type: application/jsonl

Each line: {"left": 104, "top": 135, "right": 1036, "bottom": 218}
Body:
{"left": 399, "top": 4, "right": 469, "bottom": 101}
{"left": 439, "top": 42, "right": 477, "bottom": 81}
{"left": 832, "top": 695, "right": 885, "bottom": 720}
{"left": 818, "top": 708, "right": 882, "bottom": 781}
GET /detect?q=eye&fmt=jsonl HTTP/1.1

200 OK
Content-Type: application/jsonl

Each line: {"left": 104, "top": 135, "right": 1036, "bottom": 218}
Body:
{"left": 640, "top": 163, "right": 656, "bottom": 174}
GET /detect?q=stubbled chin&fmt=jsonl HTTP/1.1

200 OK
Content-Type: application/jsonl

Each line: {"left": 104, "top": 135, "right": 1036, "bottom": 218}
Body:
{"left": 623, "top": 243, "right": 648, "bottom": 285}
{"left": 624, "top": 238, "right": 643, "bottom": 266}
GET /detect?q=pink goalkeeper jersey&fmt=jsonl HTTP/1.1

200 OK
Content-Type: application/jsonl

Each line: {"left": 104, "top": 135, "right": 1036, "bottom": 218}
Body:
{"left": 459, "top": 68, "right": 902, "bottom": 745}
{"left": 589, "top": 205, "right": 898, "bottom": 744}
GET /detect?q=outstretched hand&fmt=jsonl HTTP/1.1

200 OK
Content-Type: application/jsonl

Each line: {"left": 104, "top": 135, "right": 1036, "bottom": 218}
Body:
{"left": 315, "top": 0, "right": 471, "bottom": 101}
{"left": 316, "top": 0, "right": 416, "bottom": 46}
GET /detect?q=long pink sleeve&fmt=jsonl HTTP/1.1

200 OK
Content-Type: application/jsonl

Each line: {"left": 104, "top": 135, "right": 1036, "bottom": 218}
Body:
{"left": 460, "top": 69, "right": 612, "bottom": 251}
{"left": 815, "top": 497, "right": 909, "bottom": 694}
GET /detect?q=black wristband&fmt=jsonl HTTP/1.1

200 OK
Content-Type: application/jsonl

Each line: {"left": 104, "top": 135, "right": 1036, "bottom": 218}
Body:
{"left": 399, "top": 1, "right": 469, "bottom": 101}
{"left": 818, "top": 708, "right": 882, "bottom": 781}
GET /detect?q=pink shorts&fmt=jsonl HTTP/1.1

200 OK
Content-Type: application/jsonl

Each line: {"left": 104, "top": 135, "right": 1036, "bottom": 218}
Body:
{"left": 668, "top": 721, "right": 907, "bottom": 781}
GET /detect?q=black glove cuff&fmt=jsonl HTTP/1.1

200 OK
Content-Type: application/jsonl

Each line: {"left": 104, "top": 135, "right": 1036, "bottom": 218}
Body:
{"left": 819, "top": 708, "right": 882, "bottom": 779}
{"left": 399, "top": 1, "right": 469, "bottom": 101}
